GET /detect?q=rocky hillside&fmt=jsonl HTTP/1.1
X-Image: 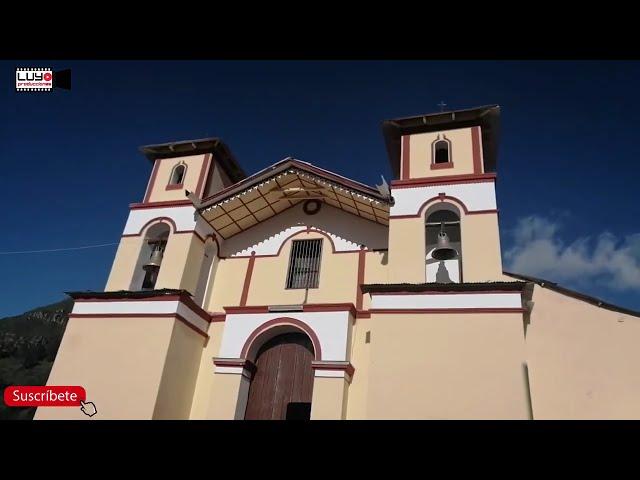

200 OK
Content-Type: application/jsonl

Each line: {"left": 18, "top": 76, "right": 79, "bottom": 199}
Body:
{"left": 0, "top": 299, "right": 73, "bottom": 420}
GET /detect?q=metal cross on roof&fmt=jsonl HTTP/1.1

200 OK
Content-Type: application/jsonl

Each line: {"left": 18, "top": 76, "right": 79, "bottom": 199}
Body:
{"left": 437, "top": 101, "right": 447, "bottom": 112}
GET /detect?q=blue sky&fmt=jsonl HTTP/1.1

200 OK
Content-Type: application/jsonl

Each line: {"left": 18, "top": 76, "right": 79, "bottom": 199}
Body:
{"left": 1, "top": 61, "right": 639, "bottom": 317}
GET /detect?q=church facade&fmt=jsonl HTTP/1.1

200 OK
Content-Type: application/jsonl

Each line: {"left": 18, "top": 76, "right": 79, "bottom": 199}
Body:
{"left": 36, "top": 105, "right": 640, "bottom": 420}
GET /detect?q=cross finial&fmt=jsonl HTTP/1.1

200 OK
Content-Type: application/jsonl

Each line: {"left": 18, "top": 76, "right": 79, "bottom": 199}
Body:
{"left": 437, "top": 101, "right": 447, "bottom": 112}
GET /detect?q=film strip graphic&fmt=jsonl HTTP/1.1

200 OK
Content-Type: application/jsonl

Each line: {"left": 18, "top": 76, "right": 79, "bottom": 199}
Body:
{"left": 16, "top": 67, "right": 71, "bottom": 92}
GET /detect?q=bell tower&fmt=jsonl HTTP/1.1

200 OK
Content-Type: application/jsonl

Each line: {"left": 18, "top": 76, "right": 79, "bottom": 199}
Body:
{"left": 105, "top": 138, "right": 246, "bottom": 295}
{"left": 382, "top": 105, "right": 503, "bottom": 283}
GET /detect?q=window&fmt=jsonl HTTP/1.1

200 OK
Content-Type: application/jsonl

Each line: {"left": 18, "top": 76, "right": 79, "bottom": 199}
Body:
{"left": 434, "top": 139, "right": 450, "bottom": 164}
{"left": 286, "top": 239, "right": 323, "bottom": 289}
{"left": 169, "top": 163, "right": 186, "bottom": 185}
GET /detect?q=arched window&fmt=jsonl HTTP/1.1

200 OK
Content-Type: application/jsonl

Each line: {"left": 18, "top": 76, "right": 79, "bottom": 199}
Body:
{"left": 169, "top": 163, "right": 186, "bottom": 186}
{"left": 425, "top": 205, "right": 462, "bottom": 283}
{"left": 432, "top": 136, "right": 452, "bottom": 166}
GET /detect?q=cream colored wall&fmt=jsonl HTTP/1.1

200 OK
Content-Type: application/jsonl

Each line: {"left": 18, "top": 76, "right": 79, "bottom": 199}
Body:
{"left": 206, "top": 372, "right": 249, "bottom": 420}
{"left": 105, "top": 236, "right": 144, "bottom": 291}
{"left": 35, "top": 316, "right": 175, "bottom": 420}
{"left": 460, "top": 212, "right": 503, "bottom": 281}
{"left": 106, "top": 228, "right": 204, "bottom": 293}
{"left": 146, "top": 154, "right": 207, "bottom": 203}
{"left": 358, "top": 312, "right": 530, "bottom": 419}
{"left": 526, "top": 286, "right": 640, "bottom": 419}
{"left": 246, "top": 233, "right": 360, "bottom": 306}
{"left": 175, "top": 235, "right": 205, "bottom": 294}
{"left": 310, "top": 377, "right": 349, "bottom": 419}
{"left": 204, "top": 257, "right": 249, "bottom": 312}
{"left": 155, "top": 233, "right": 199, "bottom": 291}
{"left": 388, "top": 218, "right": 425, "bottom": 283}
{"left": 408, "top": 127, "right": 477, "bottom": 179}
{"left": 189, "top": 322, "right": 225, "bottom": 419}
{"left": 345, "top": 319, "right": 371, "bottom": 419}
{"left": 387, "top": 211, "right": 503, "bottom": 284}
{"left": 361, "top": 250, "right": 389, "bottom": 310}
{"left": 152, "top": 319, "right": 206, "bottom": 419}
{"left": 203, "top": 159, "right": 234, "bottom": 199}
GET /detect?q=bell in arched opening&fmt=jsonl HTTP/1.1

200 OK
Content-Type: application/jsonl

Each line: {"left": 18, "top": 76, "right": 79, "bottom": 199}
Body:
{"left": 432, "top": 223, "right": 458, "bottom": 260}
{"left": 425, "top": 207, "right": 462, "bottom": 283}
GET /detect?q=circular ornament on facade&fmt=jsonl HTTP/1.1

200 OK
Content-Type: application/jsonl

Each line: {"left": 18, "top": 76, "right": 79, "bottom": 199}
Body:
{"left": 303, "top": 199, "right": 322, "bottom": 215}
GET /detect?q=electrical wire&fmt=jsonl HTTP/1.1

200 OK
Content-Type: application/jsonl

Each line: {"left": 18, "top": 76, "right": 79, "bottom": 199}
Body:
{"left": 0, "top": 242, "right": 119, "bottom": 255}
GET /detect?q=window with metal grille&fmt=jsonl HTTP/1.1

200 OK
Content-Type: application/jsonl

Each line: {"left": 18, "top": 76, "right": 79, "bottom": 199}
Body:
{"left": 286, "top": 239, "right": 323, "bottom": 289}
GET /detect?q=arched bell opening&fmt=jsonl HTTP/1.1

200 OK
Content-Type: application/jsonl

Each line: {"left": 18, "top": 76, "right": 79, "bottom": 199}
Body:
{"left": 425, "top": 203, "right": 462, "bottom": 283}
{"left": 130, "top": 222, "right": 171, "bottom": 291}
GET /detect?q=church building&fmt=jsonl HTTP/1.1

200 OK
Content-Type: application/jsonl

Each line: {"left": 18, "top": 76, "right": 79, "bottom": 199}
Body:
{"left": 36, "top": 105, "right": 640, "bottom": 420}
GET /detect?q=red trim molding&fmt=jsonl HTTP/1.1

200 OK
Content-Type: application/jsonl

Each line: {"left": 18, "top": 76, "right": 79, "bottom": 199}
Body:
{"left": 213, "top": 357, "right": 256, "bottom": 372}
{"left": 430, "top": 162, "right": 454, "bottom": 170}
{"left": 356, "top": 247, "right": 366, "bottom": 310}
{"left": 212, "top": 358, "right": 257, "bottom": 378}
{"left": 165, "top": 183, "right": 184, "bottom": 191}
{"left": 224, "top": 303, "right": 357, "bottom": 317}
{"left": 401, "top": 135, "right": 410, "bottom": 180}
{"left": 239, "top": 252, "right": 256, "bottom": 307}
{"left": 129, "top": 199, "right": 193, "bottom": 210}
{"left": 368, "top": 308, "right": 526, "bottom": 314}
{"left": 240, "top": 317, "right": 323, "bottom": 361}
{"left": 210, "top": 312, "right": 226, "bottom": 322}
{"left": 355, "top": 310, "right": 371, "bottom": 319}
{"left": 471, "top": 126, "right": 483, "bottom": 174}
{"left": 73, "top": 292, "right": 212, "bottom": 324}
{"left": 311, "top": 361, "right": 355, "bottom": 378}
{"left": 120, "top": 216, "right": 211, "bottom": 243}
{"left": 68, "top": 312, "right": 209, "bottom": 338}
{"left": 121, "top": 217, "right": 178, "bottom": 238}
{"left": 391, "top": 172, "right": 496, "bottom": 189}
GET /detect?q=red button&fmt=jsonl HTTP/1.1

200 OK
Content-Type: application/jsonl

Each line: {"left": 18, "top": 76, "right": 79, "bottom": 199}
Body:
{"left": 4, "top": 386, "right": 86, "bottom": 407}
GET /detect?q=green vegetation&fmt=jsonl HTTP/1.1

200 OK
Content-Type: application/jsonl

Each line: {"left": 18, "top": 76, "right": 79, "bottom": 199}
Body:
{"left": 0, "top": 299, "right": 72, "bottom": 420}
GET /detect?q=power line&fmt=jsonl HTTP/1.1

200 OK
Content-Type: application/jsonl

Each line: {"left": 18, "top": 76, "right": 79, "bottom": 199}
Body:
{"left": 0, "top": 242, "right": 119, "bottom": 255}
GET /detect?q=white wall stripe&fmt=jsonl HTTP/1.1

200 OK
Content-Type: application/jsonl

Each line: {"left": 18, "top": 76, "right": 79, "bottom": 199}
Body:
{"left": 390, "top": 182, "right": 497, "bottom": 216}
{"left": 122, "top": 206, "right": 198, "bottom": 235}
{"left": 370, "top": 293, "right": 522, "bottom": 310}
{"left": 71, "top": 299, "right": 210, "bottom": 334}
{"left": 219, "top": 311, "right": 351, "bottom": 361}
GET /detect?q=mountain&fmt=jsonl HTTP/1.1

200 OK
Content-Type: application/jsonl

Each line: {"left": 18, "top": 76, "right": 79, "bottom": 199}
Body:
{"left": 0, "top": 298, "right": 73, "bottom": 420}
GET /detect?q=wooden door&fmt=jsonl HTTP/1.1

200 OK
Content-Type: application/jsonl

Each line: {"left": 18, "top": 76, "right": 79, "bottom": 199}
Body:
{"left": 244, "top": 332, "right": 315, "bottom": 420}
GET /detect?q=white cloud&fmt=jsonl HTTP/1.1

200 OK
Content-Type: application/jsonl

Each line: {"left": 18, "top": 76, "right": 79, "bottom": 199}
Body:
{"left": 504, "top": 216, "right": 640, "bottom": 291}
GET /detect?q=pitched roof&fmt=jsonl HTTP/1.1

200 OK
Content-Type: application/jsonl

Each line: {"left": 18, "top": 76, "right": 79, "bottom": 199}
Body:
{"left": 503, "top": 271, "right": 640, "bottom": 317}
{"left": 195, "top": 158, "right": 392, "bottom": 239}
{"left": 382, "top": 105, "right": 500, "bottom": 178}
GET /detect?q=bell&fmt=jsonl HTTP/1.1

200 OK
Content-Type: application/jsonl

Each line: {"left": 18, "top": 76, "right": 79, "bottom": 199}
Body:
{"left": 432, "top": 224, "right": 458, "bottom": 260}
{"left": 143, "top": 246, "right": 164, "bottom": 271}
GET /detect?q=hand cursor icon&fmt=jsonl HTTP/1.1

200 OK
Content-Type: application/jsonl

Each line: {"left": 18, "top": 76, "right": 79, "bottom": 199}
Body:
{"left": 80, "top": 400, "right": 97, "bottom": 417}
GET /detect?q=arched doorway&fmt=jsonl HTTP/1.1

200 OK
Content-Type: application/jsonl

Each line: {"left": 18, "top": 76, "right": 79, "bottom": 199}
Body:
{"left": 244, "top": 332, "right": 315, "bottom": 420}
